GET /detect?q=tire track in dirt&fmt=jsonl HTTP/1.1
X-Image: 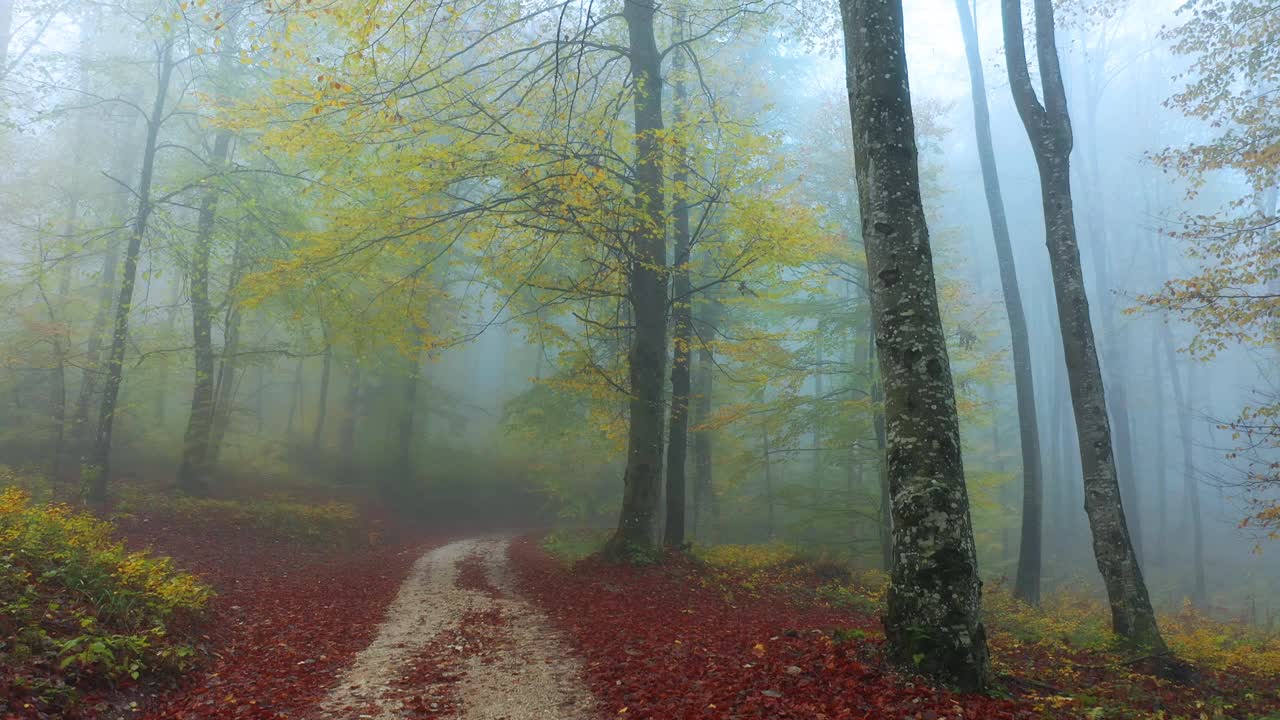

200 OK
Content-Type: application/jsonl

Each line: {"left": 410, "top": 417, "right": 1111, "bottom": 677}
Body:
{"left": 316, "top": 536, "right": 598, "bottom": 720}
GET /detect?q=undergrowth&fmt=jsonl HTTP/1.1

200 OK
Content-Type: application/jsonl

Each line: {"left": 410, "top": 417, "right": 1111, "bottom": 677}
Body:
{"left": 116, "top": 491, "right": 363, "bottom": 547}
{"left": 0, "top": 481, "right": 211, "bottom": 712}
{"left": 694, "top": 542, "right": 1280, "bottom": 718}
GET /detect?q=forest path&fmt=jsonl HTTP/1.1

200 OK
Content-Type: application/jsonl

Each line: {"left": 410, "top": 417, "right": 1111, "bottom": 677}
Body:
{"left": 316, "top": 536, "right": 599, "bottom": 720}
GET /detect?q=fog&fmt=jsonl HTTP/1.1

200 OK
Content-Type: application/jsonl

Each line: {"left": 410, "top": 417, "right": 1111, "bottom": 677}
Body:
{"left": 0, "top": 0, "right": 1276, "bottom": 629}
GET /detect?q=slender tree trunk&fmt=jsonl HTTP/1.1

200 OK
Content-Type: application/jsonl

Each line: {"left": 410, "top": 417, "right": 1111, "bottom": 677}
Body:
{"left": 1161, "top": 325, "right": 1206, "bottom": 607}
{"left": 606, "top": 0, "right": 668, "bottom": 558}
{"left": 762, "top": 423, "right": 775, "bottom": 541}
{"left": 313, "top": 338, "right": 333, "bottom": 452}
{"left": 810, "top": 321, "right": 824, "bottom": 543}
{"left": 841, "top": 0, "right": 990, "bottom": 690}
{"left": 176, "top": 128, "right": 233, "bottom": 494}
{"left": 691, "top": 340, "right": 715, "bottom": 540}
{"left": 85, "top": 40, "right": 175, "bottom": 505}
{"left": 209, "top": 235, "right": 246, "bottom": 466}
{"left": 337, "top": 360, "right": 362, "bottom": 483}
{"left": 254, "top": 363, "right": 266, "bottom": 433}
{"left": 69, "top": 107, "right": 141, "bottom": 464}
{"left": 285, "top": 357, "right": 304, "bottom": 437}
{"left": 953, "top": 0, "right": 1043, "bottom": 604}
{"left": 1002, "top": 0, "right": 1165, "bottom": 651}
{"left": 1151, "top": 331, "right": 1168, "bottom": 568}
{"left": 1078, "top": 81, "right": 1144, "bottom": 563}
{"left": 663, "top": 15, "right": 692, "bottom": 548}
{"left": 395, "top": 353, "right": 422, "bottom": 493}
{"left": 208, "top": 317, "right": 240, "bottom": 464}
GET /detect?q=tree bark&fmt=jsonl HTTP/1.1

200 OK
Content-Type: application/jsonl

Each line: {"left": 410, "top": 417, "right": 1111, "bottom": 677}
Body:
{"left": 953, "top": 0, "right": 1043, "bottom": 604}
{"left": 176, "top": 128, "right": 233, "bottom": 494}
{"left": 841, "top": 0, "right": 990, "bottom": 690}
{"left": 606, "top": 0, "right": 668, "bottom": 558}
{"left": 664, "top": 16, "right": 692, "bottom": 549}
{"left": 85, "top": 40, "right": 175, "bottom": 505}
{"left": 1001, "top": 0, "right": 1166, "bottom": 651}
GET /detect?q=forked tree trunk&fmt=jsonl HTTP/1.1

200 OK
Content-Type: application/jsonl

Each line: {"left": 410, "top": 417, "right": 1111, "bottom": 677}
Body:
{"left": 841, "top": 0, "right": 990, "bottom": 690}
{"left": 953, "top": 0, "right": 1044, "bottom": 604}
{"left": 85, "top": 40, "right": 176, "bottom": 505}
{"left": 1001, "top": 0, "right": 1166, "bottom": 651}
{"left": 605, "top": 0, "right": 668, "bottom": 558}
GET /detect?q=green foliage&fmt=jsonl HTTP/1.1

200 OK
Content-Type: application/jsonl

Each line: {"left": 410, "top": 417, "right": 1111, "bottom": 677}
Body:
{"left": 0, "top": 481, "right": 210, "bottom": 704}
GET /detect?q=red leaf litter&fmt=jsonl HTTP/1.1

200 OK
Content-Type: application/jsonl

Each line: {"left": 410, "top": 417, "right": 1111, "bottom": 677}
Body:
{"left": 98, "top": 511, "right": 449, "bottom": 720}
{"left": 508, "top": 537, "right": 1037, "bottom": 720}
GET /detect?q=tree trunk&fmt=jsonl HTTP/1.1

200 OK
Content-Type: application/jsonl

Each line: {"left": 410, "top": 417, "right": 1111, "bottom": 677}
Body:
{"left": 337, "top": 360, "right": 362, "bottom": 483}
{"left": 285, "top": 357, "right": 304, "bottom": 438}
{"left": 69, "top": 108, "right": 141, "bottom": 465}
{"left": 1161, "top": 325, "right": 1206, "bottom": 607}
{"left": 691, "top": 339, "right": 715, "bottom": 540}
{"left": 664, "top": 18, "right": 692, "bottom": 549}
{"left": 395, "top": 353, "right": 422, "bottom": 492}
{"left": 313, "top": 338, "right": 333, "bottom": 451}
{"left": 208, "top": 257, "right": 243, "bottom": 466}
{"left": 953, "top": 0, "right": 1043, "bottom": 604}
{"left": 1001, "top": 0, "right": 1166, "bottom": 652}
{"left": 85, "top": 40, "right": 175, "bottom": 505}
{"left": 841, "top": 0, "right": 990, "bottom": 690}
{"left": 1150, "top": 330, "right": 1168, "bottom": 568}
{"left": 176, "top": 128, "right": 233, "bottom": 494}
{"left": 762, "top": 423, "right": 776, "bottom": 541}
{"left": 605, "top": 0, "right": 668, "bottom": 558}
{"left": 1078, "top": 77, "right": 1144, "bottom": 563}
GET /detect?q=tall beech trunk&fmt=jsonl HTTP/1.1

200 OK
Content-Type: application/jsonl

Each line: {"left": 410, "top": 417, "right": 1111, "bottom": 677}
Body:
{"left": 1078, "top": 76, "right": 1144, "bottom": 561}
{"left": 953, "top": 0, "right": 1043, "bottom": 604}
{"left": 663, "top": 17, "right": 692, "bottom": 548}
{"left": 1161, "top": 325, "right": 1206, "bottom": 607}
{"left": 176, "top": 128, "right": 233, "bottom": 494}
{"left": 1001, "top": 0, "right": 1165, "bottom": 651}
{"left": 606, "top": 0, "right": 668, "bottom": 557}
{"left": 841, "top": 0, "right": 990, "bottom": 690}
{"left": 85, "top": 40, "right": 175, "bottom": 505}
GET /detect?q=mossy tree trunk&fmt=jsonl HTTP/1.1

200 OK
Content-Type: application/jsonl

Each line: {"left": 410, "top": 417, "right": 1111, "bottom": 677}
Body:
{"left": 840, "top": 0, "right": 990, "bottom": 690}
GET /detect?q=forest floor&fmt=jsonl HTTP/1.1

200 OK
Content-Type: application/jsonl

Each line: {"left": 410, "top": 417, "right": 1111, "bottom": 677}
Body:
{"left": 22, "top": 503, "right": 1275, "bottom": 720}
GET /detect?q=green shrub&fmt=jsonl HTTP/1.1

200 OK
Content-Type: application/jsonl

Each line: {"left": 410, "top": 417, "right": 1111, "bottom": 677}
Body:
{"left": 0, "top": 483, "right": 211, "bottom": 706}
